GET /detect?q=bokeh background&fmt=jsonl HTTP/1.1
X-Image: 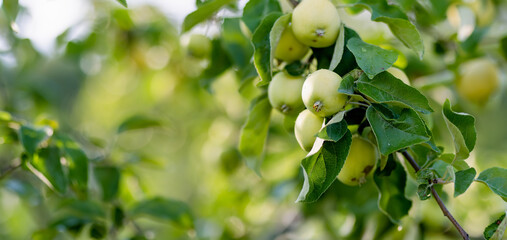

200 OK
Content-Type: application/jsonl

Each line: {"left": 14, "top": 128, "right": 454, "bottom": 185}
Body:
{"left": 0, "top": 0, "right": 506, "bottom": 239}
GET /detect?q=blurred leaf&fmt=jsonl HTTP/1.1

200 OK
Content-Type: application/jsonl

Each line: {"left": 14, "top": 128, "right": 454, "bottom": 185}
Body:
{"left": 347, "top": 38, "right": 398, "bottom": 79}
{"left": 356, "top": 0, "right": 424, "bottom": 58}
{"left": 89, "top": 222, "right": 107, "bottom": 239}
{"left": 366, "top": 104, "right": 430, "bottom": 155}
{"left": 329, "top": 24, "right": 345, "bottom": 71}
{"left": 454, "top": 167, "right": 476, "bottom": 197}
{"left": 2, "top": 0, "right": 19, "bottom": 21}
{"left": 130, "top": 197, "right": 193, "bottom": 228}
{"left": 221, "top": 18, "right": 254, "bottom": 68}
{"left": 501, "top": 36, "right": 507, "bottom": 60}
{"left": 182, "top": 0, "right": 235, "bottom": 32}
{"left": 374, "top": 157, "right": 412, "bottom": 224}
{"left": 442, "top": 99, "right": 476, "bottom": 161}
{"left": 0, "top": 111, "right": 12, "bottom": 122}
{"left": 94, "top": 166, "right": 121, "bottom": 201}
{"left": 461, "top": 27, "right": 489, "bottom": 53}
{"left": 29, "top": 146, "right": 68, "bottom": 194}
{"left": 238, "top": 94, "right": 272, "bottom": 174}
{"left": 51, "top": 216, "right": 90, "bottom": 234}
{"left": 61, "top": 200, "right": 106, "bottom": 220}
{"left": 117, "top": 115, "right": 161, "bottom": 133}
{"left": 115, "top": 0, "right": 128, "bottom": 7}
{"left": 284, "top": 61, "right": 306, "bottom": 76}
{"left": 32, "top": 228, "right": 58, "bottom": 240}
{"left": 200, "top": 38, "right": 232, "bottom": 92}
{"left": 4, "top": 179, "right": 42, "bottom": 203}
{"left": 476, "top": 167, "right": 507, "bottom": 198}
{"left": 252, "top": 12, "right": 282, "bottom": 86}
{"left": 297, "top": 130, "right": 352, "bottom": 202}
{"left": 484, "top": 213, "right": 507, "bottom": 240}
{"left": 56, "top": 134, "right": 88, "bottom": 195}
{"left": 113, "top": 205, "right": 125, "bottom": 229}
{"left": 242, "top": 0, "right": 282, "bottom": 33}
{"left": 356, "top": 71, "right": 433, "bottom": 113}
{"left": 19, "top": 125, "right": 51, "bottom": 155}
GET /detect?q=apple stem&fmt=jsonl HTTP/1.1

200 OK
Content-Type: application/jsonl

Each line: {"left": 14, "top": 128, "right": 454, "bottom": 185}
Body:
{"left": 401, "top": 150, "right": 470, "bottom": 240}
{"left": 313, "top": 101, "right": 323, "bottom": 112}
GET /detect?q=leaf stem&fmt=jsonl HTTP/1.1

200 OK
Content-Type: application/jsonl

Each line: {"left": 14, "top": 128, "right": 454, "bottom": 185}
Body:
{"left": 348, "top": 102, "right": 370, "bottom": 108}
{"left": 401, "top": 151, "right": 470, "bottom": 240}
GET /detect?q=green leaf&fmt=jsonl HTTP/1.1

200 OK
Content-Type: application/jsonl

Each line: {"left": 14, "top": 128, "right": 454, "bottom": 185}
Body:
{"left": 242, "top": 0, "right": 282, "bottom": 33}
{"left": 94, "top": 166, "right": 120, "bottom": 201}
{"left": 454, "top": 168, "right": 476, "bottom": 197}
{"left": 297, "top": 130, "right": 352, "bottom": 202}
{"left": 417, "top": 184, "right": 431, "bottom": 200}
{"left": 89, "top": 223, "right": 107, "bottom": 239}
{"left": 312, "top": 27, "right": 359, "bottom": 73}
{"left": 115, "top": 0, "right": 127, "bottom": 7}
{"left": 32, "top": 229, "right": 58, "bottom": 240}
{"left": 374, "top": 157, "right": 412, "bottom": 224}
{"left": 60, "top": 200, "right": 106, "bottom": 220}
{"left": 252, "top": 13, "right": 283, "bottom": 86}
{"left": 356, "top": 0, "right": 424, "bottom": 58}
{"left": 356, "top": 71, "right": 433, "bottom": 114}
{"left": 130, "top": 197, "right": 193, "bottom": 228}
{"left": 442, "top": 99, "right": 476, "bottom": 161}
{"left": 347, "top": 38, "right": 398, "bottom": 79}
{"left": 182, "top": 0, "right": 235, "bottom": 32}
{"left": 56, "top": 134, "right": 88, "bottom": 195}
{"left": 0, "top": 111, "right": 12, "bottom": 122}
{"left": 2, "top": 0, "right": 19, "bottom": 21}
{"left": 221, "top": 18, "right": 254, "bottom": 68}
{"left": 484, "top": 213, "right": 507, "bottom": 240}
{"left": 366, "top": 104, "right": 430, "bottom": 155}
{"left": 117, "top": 115, "right": 161, "bottom": 133}
{"left": 29, "top": 147, "right": 68, "bottom": 194}
{"left": 19, "top": 125, "right": 51, "bottom": 154}
{"left": 501, "top": 36, "right": 507, "bottom": 61}
{"left": 329, "top": 24, "right": 346, "bottom": 71}
{"left": 338, "top": 74, "right": 356, "bottom": 95}
{"left": 317, "top": 119, "right": 348, "bottom": 142}
{"left": 270, "top": 13, "right": 291, "bottom": 69}
{"left": 200, "top": 38, "right": 233, "bottom": 92}
{"left": 461, "top": 27, "right": 489, "bottom": 53}
{"left": 238, "top": 95, "right": 272, "bottom": 174}
{"left": 476, "top": 167, "right": 507, "bottom": 198}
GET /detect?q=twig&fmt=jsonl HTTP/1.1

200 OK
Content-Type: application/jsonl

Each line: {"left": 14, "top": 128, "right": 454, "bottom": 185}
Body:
{"left": 0, "top": 162, "right": 21, "bottom": 181}
{"left": 401, "top": 151, "right": 470, "bottom": 240}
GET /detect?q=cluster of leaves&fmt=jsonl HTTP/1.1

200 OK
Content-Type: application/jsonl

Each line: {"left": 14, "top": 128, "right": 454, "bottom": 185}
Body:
{"left": 0, "top": 112, "right": 194, "bottom": 239}
{"left": 182, "top": 0, "right": 507, "bottom": 238}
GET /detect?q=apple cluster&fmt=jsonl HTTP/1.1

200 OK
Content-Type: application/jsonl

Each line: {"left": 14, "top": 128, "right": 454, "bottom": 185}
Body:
{"left": 268, "top": 0, "right": 378, "bottom": 186}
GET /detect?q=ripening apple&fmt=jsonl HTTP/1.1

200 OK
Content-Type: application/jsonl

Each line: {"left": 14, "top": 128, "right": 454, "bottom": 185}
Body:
{"left": 268, "top": 72, "right": 305, "bottom": 115}
{"left": 187, "top": 34, "right": 211, "bottom": 58}
{"left": 387, "top": 67, "right": 411, "bottom": 85}
{"left": 295, "top": 109, "right": 324, "bottom": 152}
{"left": 337, "top": 136, "right": 377, "bottom": 186}
{"left": 291, "top": 0, "right": 341, "bottom": 48}
{"left": 275, "top": 25, "right": 309, "bottom": 63}
{"left": 301, "top": 69, "right": 348, "bottom": 117}
{"left": 457, "top": 58, "right": 500, "bottom": 104}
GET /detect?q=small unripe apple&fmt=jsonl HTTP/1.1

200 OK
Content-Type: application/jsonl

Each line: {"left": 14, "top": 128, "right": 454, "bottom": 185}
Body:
{"left": 457, "top": 58, "right": 500, "bottom": 104}
{"left": 292, "top": 0, "right": 341, "bottom": 48}
{"left": 187, "top": 34, "right": 211, "bottom": 58}
{"left": 295, "top": 109, "right": 324, "bottom": 152}
{"left": 275, "top": 25, "right": 309, "bottom": 63}
{"left": 268, "top": 72, "right": 305, "bottom": 115}
{"left": 301, "top": 69, "right": 348, "bottom": 117}
{"left": 387, "top": 67, "right": 410, "bottom": 85}
{"left": 337, "top": 136, "right": 377, "bottom": 186}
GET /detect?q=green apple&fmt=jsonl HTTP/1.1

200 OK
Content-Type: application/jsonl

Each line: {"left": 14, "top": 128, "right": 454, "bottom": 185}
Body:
{"left": 457, "top": 58, "right": 500, "bottom": 104}
{"left": 268, "top": 72, "right": 305, "bottom": 115}
{"left": 292, "top": 0, "right": 341, "bottom": 48}
{"left": 295, "top": 109, "right": 324, "bottom": 151}
{"left": 337, "top": 136, "right": 377, "bottom": 186}
{"left": 387, "top": 67, "right": 410, "bottom": 85}
{"left": 469, "top": 0, "right": 495, "bottom": 27}
{"left": 187, "top": 34, "right": 211, "bottom": 58}
{"left": 301, "top": 69, "right": 348, "bottom": 117}
{"left": 275, "top": 25, "right": 309, "bottom": 63}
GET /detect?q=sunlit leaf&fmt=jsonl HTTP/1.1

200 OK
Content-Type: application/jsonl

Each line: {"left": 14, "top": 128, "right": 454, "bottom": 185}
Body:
{"left": 242, "top": 0, "right": 282, "bottom": 33}
{"left": 19, "top": 125, "right": 52, "bottom": 155}
{"left": 29, "top": 147, "right": 67, "bottom": 194}
{"left": 347, "top": 38, "right": 398, "bottom": 79}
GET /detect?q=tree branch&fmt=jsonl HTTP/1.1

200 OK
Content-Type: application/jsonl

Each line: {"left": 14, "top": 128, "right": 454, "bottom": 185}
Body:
{"left": 0, "top": 162, "right": 21, "bottom": 181}
{"left": 401, "top": 151, "right": 470, "bottom": 240}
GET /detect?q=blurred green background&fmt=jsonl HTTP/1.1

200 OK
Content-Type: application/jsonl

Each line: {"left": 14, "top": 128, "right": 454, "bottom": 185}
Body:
{"left": 0, "top": 0, "right": 506, "bottom": 239}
